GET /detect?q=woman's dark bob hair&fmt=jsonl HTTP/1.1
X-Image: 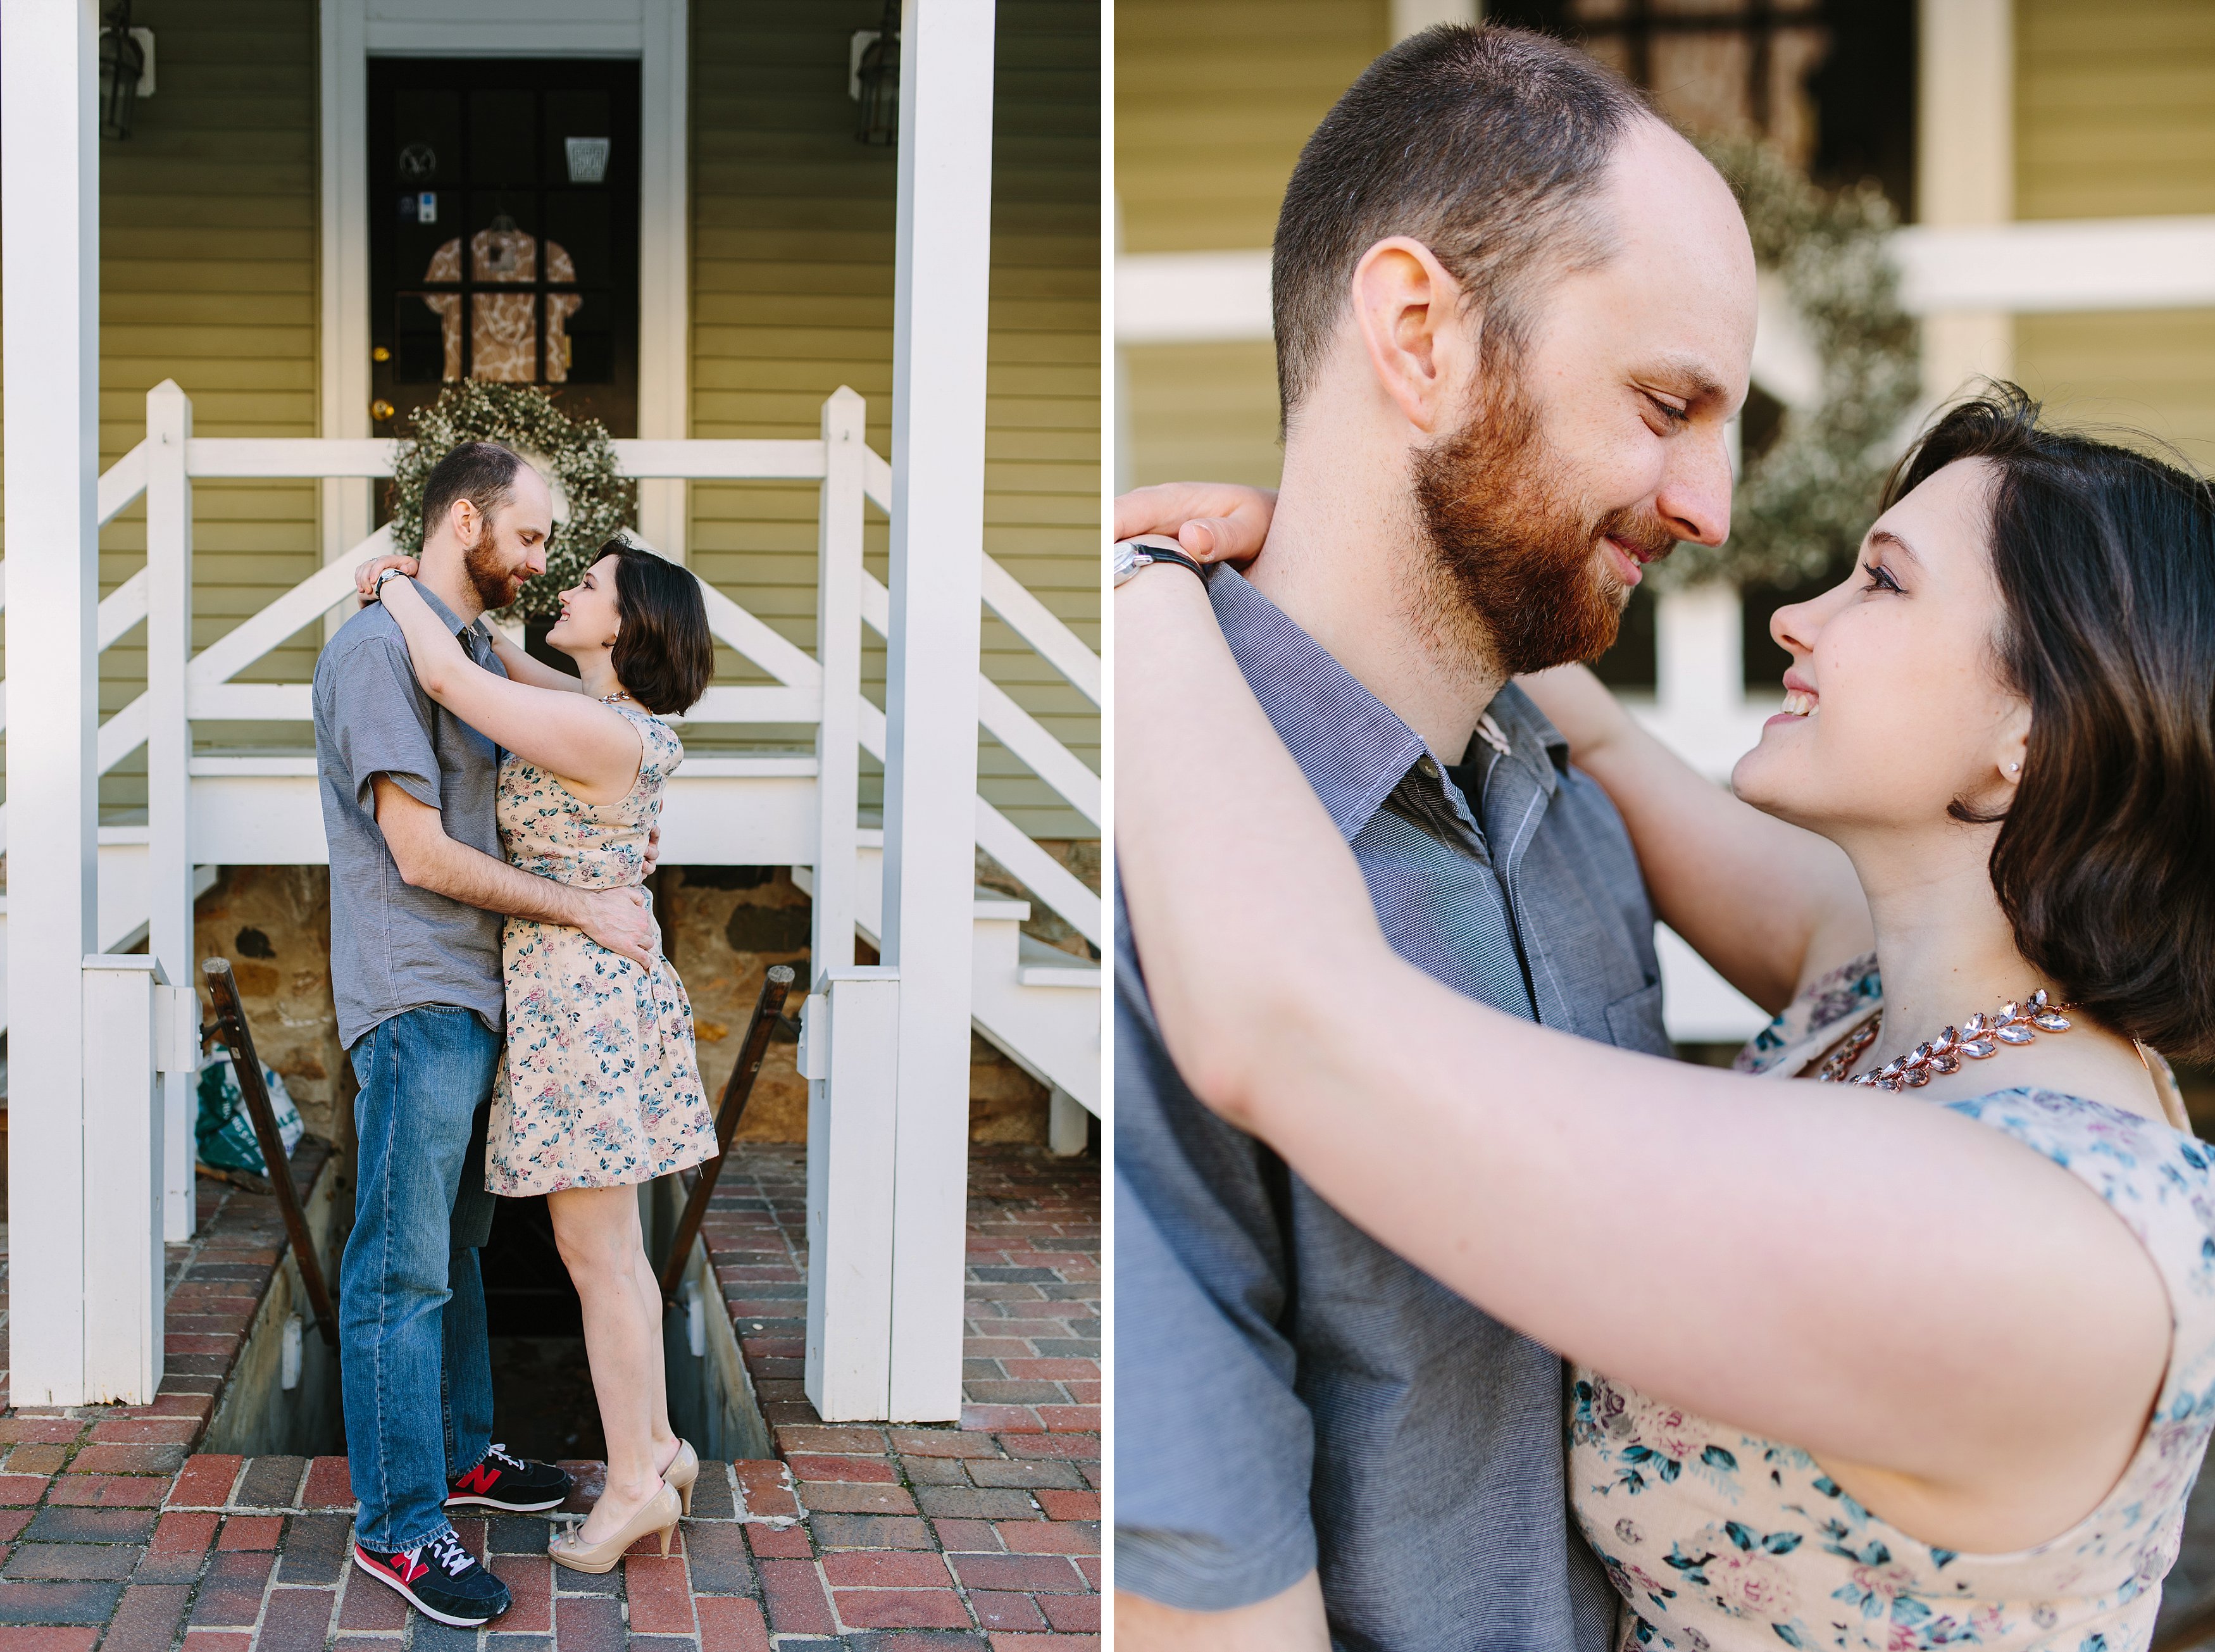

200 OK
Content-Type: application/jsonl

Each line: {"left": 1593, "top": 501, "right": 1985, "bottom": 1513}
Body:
{"left": 1886, "top": 384, "right": 2215, "bottom": 1062}
{"left": 596, "top": 539, "right": 714, "bottom": 716}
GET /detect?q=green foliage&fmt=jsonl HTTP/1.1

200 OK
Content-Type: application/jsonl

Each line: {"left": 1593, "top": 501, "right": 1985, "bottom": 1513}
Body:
{"left": 387, "top": 382, "right": 638, "bottom": 621}
{"left": 1656, "top": 136, "right": 1922, "bottom": 591}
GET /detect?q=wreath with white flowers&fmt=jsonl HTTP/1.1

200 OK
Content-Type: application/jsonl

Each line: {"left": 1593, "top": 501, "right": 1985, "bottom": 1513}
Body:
{"left": 386, "top": 381, "right": 638, "bottom": 622}
{"left": 1654, "top": 135, "right": 1922, "bottom": 591}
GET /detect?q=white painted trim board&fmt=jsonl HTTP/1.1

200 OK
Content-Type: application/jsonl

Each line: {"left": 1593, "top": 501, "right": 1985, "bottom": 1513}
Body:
{"left": 317, "top": 0, "right": 690, "bottom": 579}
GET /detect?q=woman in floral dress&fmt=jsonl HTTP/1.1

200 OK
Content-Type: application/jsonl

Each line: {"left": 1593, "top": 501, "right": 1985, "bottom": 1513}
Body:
{"left": 1118, "top": 389, "right": 2215, "bottom": 1646}
{"left": 370, "top": 538, "right": 717, "bottom": 1575}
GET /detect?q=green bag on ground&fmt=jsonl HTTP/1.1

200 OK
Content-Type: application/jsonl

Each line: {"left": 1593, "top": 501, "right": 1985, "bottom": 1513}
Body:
{"left": 195, "top": 1042, "right": 304, "bottom": 1177}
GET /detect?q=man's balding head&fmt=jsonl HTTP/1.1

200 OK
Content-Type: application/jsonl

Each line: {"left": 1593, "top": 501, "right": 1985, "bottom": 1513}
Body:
{"left": 1271, "top": 25, "right": 1669, "bottom": 422}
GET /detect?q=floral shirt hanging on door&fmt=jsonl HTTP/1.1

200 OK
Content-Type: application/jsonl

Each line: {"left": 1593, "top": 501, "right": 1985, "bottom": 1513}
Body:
{"left": 421, "top": 215, "right": 582, "bottom": 383}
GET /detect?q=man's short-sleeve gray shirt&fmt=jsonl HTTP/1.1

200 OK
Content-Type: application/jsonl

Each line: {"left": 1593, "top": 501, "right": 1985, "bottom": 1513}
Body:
{"left": 313, "top": 584, "right": 508, "bottom": 1048}
{"left": 1114, "top": 567, "right": 1673, "bottom": 1651}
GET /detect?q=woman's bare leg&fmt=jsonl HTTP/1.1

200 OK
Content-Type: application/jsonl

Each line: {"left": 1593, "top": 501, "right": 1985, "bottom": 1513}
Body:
{"left": 629, "top": 1244, "right": 680, "bottom": 1473}
{"left": 548, "top": 1186, "right": 666, "bottom": 1541}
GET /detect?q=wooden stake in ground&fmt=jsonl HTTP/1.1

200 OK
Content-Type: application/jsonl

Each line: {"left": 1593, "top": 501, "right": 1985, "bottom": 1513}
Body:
{"left": 203, "top": 957, "right": 339, "bottom": 1346}
{"left": 659, "top": 964, "right": 796, "bottom": 1304}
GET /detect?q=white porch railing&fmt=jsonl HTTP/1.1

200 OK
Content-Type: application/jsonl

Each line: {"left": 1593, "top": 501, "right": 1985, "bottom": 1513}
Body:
{"left": 0, "top": 380, "right": 1100, "bottom": 940}
{"left": 2, "top": 379, "right": 1101, "bottom": 1411}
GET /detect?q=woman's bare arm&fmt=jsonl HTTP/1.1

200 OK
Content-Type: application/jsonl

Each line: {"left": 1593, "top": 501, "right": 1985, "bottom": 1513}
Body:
{"left": 485, "top": 629, "right": 590, "bottom": 694}
{"left": 1518, "top": 663, "right": 1873, "bottom": 1008}
{"left": 1111, "top": 484, "right": 1870, "bottom": 1008}
{"left": 1113, "top": 563, "right": 2167, "bottom": 1553}
{"left": 354, "top": 554, "right": 586, "bottom": 694}
{"left": 377, "top": 575, "right": 642, "bottom": 799}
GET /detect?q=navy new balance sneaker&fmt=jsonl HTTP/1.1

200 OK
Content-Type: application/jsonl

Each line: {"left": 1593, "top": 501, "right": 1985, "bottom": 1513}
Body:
{"left": 446, "top": 1443, "right": 571, "bottom": 1513}
{"left": 353, "top": 1529, "right": 511, "bottom": 1627}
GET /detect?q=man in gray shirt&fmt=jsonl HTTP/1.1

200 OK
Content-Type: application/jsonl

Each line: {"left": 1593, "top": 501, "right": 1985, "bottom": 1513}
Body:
{"left": 1114, "top": 27, "right": 1756, "bottom": 1651}
{"left": 313, "top": 442, "right": 659, "bottom": 1628}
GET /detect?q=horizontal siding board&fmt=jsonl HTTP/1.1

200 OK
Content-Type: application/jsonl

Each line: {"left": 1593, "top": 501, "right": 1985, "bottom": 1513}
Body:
{"left": 2014, "top": 0, "right": 2215, "bottom": 468}
{"left": 0, "top": 0, "right": 322, "bottom": 809}
{"left": 688, "top": 0, "right": 1097, "bottom": 837}
{"left": 6, "top": 0, "right": 1099, "bottom": 842}
{"left": 1116, "top": 1, "right": 1380, "bottom": 494}
{"left": 2018, "top": 0, "right": 2215, "bottom": 218}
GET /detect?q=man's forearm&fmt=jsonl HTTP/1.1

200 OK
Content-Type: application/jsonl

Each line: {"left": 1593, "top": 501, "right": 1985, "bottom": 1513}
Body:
{"left": 404, "top": 832, "right": 592, "bottom": 928}
{"left": 1116, "top": 1574, "right": 1330, "bottom": 1652}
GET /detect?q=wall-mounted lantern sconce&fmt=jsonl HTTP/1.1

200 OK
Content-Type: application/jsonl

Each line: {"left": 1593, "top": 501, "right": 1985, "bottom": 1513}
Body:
{"left": 99, "top": 0, "right": 156, "bottom": 140}
{"left": 851, "top": 0, "right": 900, "bottom": 147}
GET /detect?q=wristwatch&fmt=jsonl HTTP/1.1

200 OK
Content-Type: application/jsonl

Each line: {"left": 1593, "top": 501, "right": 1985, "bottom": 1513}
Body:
{"left": 1113, "top": 535, "right": 1207, "bottom": 587}
{"left": 374, "top": 566, "right": 410, "bottom": 598}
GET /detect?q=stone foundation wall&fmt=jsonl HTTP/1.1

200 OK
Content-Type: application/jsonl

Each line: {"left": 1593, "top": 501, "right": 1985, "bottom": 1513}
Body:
{"left": 186, "top": 846, "right": 1100, "bottom": 1148}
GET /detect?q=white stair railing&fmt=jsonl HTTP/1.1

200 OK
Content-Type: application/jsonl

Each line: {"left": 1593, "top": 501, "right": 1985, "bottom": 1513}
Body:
{"left": 0, "top": 379, "right": 1101, "bottom": 960}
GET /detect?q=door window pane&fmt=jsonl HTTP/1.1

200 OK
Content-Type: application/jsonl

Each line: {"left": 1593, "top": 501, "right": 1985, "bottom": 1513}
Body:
{"left": 542, "top": 193, "right": 610, "bottom": 287}
{"left": 394, "top": 293, "right": 449, "bottom": 384}
{"left": 469, "top": 209, "right": 539, "bottom": 284}
{"left": 542, "top": 89, "right": 612, "bottom": 179}
{"left": 391, "top": 89, "right": 460, "bottom": 186}
{"left": 470, "top": 292, "right": 540, "bottom": 382}
{"left": 563, "top": 294, "right": 613, "bottom": 383}
{"left": 469, "top": 89, "right": 538, "bottom": 184}
{"left": 396, "top": 192, "right": 452, "bottom": 281}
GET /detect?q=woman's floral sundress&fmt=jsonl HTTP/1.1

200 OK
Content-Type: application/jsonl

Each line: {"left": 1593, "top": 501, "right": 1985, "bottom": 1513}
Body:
{"left": 485, "top": 703, "right": 715, "bottom": 1195}
{"left": 1571, "top": 954, "right": 2215, "bottom": 1650}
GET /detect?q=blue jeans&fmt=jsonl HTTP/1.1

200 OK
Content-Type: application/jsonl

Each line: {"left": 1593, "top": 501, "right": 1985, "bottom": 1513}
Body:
{"left": 340, "top": 1006, "right": 499, "bottom": 1551}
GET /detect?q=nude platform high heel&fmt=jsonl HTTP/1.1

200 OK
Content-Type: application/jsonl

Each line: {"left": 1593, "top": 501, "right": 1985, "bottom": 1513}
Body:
{"left": 547, "top": 1481, "right": 681, "bottom": 1575}
{"left": 661, "top": 1438, "right": 700, "bottom": 1515}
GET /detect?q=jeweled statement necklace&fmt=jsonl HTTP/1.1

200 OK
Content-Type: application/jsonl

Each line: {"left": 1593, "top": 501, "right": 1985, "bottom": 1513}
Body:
{"left": 1812, "top": 989, "right": 2073, "bottom": 1089}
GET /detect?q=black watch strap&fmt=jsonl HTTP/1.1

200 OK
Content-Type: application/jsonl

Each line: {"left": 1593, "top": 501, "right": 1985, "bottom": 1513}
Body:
{"left": 1137, "top": 544, "right": 1207, "bottom": 579}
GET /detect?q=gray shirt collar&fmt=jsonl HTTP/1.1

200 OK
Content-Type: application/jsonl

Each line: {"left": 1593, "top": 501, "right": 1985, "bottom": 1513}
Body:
{"left": 412, "top": 580, "right": 494, "bottom": 651}
{"left": 1207, "top": 565, "right": 1569, "bottom": 842}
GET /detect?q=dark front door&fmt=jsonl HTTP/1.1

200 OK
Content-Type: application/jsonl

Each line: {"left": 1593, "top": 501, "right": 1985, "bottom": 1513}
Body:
{"left": 368, "top": 58, "right": 641, "bottom": 437}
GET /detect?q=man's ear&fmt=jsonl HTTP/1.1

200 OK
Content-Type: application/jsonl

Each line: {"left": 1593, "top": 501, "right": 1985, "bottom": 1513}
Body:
{"left": 1349, "top": 237, "right": 1475, "bottom": 435}
{"left": 450, "top": 497, "right": 480, "bottom": 548}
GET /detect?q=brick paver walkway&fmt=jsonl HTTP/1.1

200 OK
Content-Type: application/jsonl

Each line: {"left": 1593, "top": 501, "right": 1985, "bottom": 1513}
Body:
{"left": 0, "top": 1143, "right": 1099, "bottom": 1649}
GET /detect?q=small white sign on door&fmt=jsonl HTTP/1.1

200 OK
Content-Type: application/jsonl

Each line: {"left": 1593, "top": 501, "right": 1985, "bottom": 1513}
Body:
{"left": 565, "top": 137, "right": 611, "bottom": 184}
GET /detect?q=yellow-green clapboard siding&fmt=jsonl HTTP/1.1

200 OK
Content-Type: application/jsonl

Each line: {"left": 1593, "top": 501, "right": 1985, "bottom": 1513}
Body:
{"left": 0, "top": 1, "right": 323, "bottom": 817}
{"left": 690, "top": 0, "right": 1100, "bottom": 841}
{"left": 1116, "top": 0, "right": 1387, "bottom": 492}
{"left": 2014, "top": 0, "right": 2215, "bottom": 468}
{"left": 4, "top": 3, "right": 1097, "bottom": 840}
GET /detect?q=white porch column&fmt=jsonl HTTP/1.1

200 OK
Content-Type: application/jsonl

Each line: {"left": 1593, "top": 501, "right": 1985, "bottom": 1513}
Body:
{"left": 146, "top": 382, "right": 196, "bottom": 1241}
{"left": 803, "top": 386, "right": 887, "bottom": 1419}
{"left": 317, "top": 0, "right": 371, "bottom": 637}
{"left": 879, "top": 0, "right": 997, "bottom": 1422}
{"left": 4, "top": 0, "right": 104, "bottom": 1406}
{"left": 811, "top": 388, "right": 867, "bottom": 978}
{"left": 82, "top": 957, "right": 171, "bottom": 1404}
{"left": 1918, "top": 0, "right": 2014, "bottom": 399}
{"left": 637, "top": 0, "right": 692, "bottom": 562}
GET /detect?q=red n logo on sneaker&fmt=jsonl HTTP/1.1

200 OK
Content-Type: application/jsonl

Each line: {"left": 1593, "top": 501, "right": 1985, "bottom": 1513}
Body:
{"left": 454, "top": 1461, "right": 500, "bottom": 1496}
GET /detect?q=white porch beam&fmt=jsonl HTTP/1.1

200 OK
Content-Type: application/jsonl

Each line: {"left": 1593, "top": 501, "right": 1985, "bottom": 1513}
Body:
{"left": 811, "top": 389, "right": 868, "bottom": 979}
{"left": 1390, "top": 0, "right": 1476, "bottom": 41}
{"left": 880, "top": 0, "right": 997, "bottom": 1424}
{"left": 637, "top": 0, "right": 691, "bottom": 561}
{"left": 318, "top": 0, "right": 372, "bottom": 642}
{"left": 146, "top": 383, "right": 197, "bottom": 1242}
{"left": 1893, "top": 216, "right": 2215, "bottom": 315}
{"left": 4, "top": 0, "right": 103, "bottom": 1406}
{"left": 1916, "top": 0, "right": 2012, "bottom": 398}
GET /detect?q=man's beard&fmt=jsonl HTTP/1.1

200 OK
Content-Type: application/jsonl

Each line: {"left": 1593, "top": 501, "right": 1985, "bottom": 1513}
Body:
{"left": 1410, "top": 372, "right": 1678, "bottom": 677}
{"left": 465, "top": 532, "right": 524, "bottom": 612}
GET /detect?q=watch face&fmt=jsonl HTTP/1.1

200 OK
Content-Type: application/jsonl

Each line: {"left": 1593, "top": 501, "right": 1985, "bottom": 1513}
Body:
{"left": 1113, "top": 535, "right": 1183, "bottom": 586}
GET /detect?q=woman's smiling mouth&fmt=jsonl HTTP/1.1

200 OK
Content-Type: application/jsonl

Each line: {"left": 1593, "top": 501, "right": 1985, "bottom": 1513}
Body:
{"left": 1767, "top": 675, "right": 1819, "bottom": 727}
